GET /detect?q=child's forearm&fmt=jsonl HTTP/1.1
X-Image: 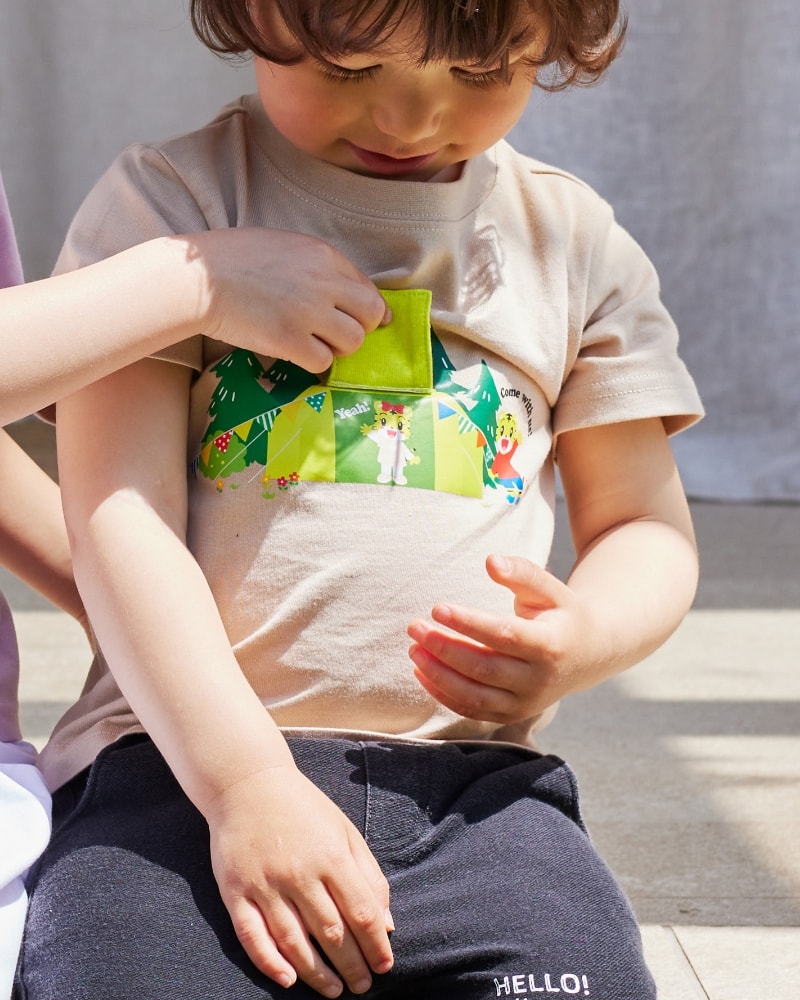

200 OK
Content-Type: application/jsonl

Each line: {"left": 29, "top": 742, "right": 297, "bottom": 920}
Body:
{"left": 0, "top": 429, "right": 84, "bottom": 622}
{"left": 69, "top": 490, "right": 295, "bottom": 810}
{"left": 559, "top": 416, "right": 699, "bottom": 688}
{"left": 564, "top": 513, "right": 698, "bottom": 687}
{"left": 57, "top": 359, "right": 295, "bottom": 811}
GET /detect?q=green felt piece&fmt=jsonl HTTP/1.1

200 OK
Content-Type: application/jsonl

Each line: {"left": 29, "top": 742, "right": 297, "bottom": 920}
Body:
{"left": 328, "top": 288, "right": 433, "bottom": 394}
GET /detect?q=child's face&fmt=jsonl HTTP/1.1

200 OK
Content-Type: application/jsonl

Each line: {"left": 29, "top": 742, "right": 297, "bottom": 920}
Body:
{"left": 253, "top": 10, "right": 543, "bottom": 181}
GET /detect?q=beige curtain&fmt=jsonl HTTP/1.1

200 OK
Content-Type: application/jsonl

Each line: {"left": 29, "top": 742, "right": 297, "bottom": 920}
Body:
{"left": 511, "top": 2, "right": 800, "bottom": 501}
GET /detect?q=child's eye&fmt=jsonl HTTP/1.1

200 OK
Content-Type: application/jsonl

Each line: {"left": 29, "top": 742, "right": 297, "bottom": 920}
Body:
{"left": 451, "top": 67, "right": 512, "bottom": 89}
{"left": 318, "top": 62, "right": 380, "bottom": 84}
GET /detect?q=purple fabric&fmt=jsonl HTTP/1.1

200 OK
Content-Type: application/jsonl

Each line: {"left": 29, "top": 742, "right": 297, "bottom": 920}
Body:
{"left": 0, "top": 171, "right": 23, "bottom": 735}
{"left": 0, "top": 593, "right": 21, "bottom": 740}
{"left": 0, "top": 171, "right": 24, "bottom": 290}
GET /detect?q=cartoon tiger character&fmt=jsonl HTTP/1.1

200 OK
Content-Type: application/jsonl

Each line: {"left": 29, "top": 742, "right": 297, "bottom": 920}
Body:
{"left": 490, "top": 410, "right": 524, "bottom": 503}
{"left": 361, "top": 401, "right": 420, "bottom": 485}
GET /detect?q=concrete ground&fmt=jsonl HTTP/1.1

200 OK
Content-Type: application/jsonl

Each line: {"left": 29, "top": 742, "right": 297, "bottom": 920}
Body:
{"left": 6, "top": 418, "right": 800, "bottom": 999}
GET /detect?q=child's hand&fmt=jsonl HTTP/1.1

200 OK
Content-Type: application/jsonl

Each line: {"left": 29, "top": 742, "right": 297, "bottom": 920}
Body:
{"left": 409, "top": 420, "right": 698, "bottom": 726}
{"left": 193, "top": 229, "right": 391, "bottom": 372}
{"left": 407, "top": 554, "right": 594, "bottom": 724}
{"left": 206, "top": 763, "right": 394, "bottom": 998}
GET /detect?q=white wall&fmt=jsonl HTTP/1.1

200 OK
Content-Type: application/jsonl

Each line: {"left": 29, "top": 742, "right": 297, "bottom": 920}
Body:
{"left": 0, "top": 0, "right": 250, "bottom": 277}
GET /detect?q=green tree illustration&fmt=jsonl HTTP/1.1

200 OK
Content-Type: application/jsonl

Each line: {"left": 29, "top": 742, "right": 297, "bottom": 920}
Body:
{"left": 431, "top": 331, "right": 502, "bottom": 487}
{"left": 431, "top": 330, "right": 458, "bottom": 393}
{"left": 201, "top": 350, "right": 278, "bottom": 477}
{"left": 202, "top": 429, "right": 248, "bottom": 481}
{"left": 206, "top": 350, "right": 273, "bottom": 435}
{"left": 264, "top": 357, "right": 318, "bottom": 408}
{"left": 463, "top": 361, "right": 502, "bottom": 486}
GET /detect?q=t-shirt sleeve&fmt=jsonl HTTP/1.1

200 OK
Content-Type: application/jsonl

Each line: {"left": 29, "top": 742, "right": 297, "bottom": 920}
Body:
{"left": 54, "top": 144, "right": 209, "bottom": 372}
{"left": 553, "top": 200, "right": 703, "bottom": 440}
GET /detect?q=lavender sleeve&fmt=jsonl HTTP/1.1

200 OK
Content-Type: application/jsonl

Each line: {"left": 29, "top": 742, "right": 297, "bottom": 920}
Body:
{"left": 0, "top": 171, "right": 24, "bottom": 289}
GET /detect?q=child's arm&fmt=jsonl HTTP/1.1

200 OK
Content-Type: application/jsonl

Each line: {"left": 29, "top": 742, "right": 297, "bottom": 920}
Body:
{"left": 407, "top": 417, "right": 698, "bottom": 723}
{"left": 0, "top": 429, "right": 84, "bottom": 625}
{"left": 56, "top": 358, "right": 393, "bottom": 999}
{"left": 0, "top": 229, "right": 388, "bottom": 425}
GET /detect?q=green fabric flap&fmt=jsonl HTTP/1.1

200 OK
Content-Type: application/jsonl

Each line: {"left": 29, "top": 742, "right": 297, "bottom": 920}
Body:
{"left": 328, "top": 288, "right": 433, "bottom": 395}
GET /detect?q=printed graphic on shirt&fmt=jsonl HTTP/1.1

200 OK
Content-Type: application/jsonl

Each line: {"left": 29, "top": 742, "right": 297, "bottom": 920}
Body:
{"left": 361, "top": 401, "right": 421, "bottom": 485}
{"left": 195, "top": 290, "right": 531, "bottom": 505}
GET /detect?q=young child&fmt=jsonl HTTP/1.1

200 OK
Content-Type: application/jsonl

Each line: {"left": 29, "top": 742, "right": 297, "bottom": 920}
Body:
{"left": 17, "top": 2, "right": 703, "bottom": 999}
{"left": 0, "top": 167, "right": 387, "bottom": 998}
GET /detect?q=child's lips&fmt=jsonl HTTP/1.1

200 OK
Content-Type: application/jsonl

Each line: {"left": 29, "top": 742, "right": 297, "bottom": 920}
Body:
{"left": 349, "top": 143, "right": 436, "bottom": 177}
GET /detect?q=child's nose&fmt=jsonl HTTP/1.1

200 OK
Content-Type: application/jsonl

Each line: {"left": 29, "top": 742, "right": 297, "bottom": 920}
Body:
{"left": 371, "top": 87, "right": 443, "bottom": 144}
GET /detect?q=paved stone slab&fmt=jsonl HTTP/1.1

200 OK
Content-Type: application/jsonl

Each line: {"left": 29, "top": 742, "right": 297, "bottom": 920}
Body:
{"left": 672, "top": 926, "right": 800, "bottom": 1000}
{"left": 540, "top": 610, "right": 800, "bottom": 928}
{"left": 14, "top": 609, "right": 90, "bottom": 748}
{"left": 640, "top": 926, "right": 708, "bottom": 1000}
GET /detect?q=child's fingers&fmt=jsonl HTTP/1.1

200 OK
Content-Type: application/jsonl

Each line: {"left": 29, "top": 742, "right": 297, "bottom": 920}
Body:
{"left": 331, "top": 258, "right": 393, "bottom": 335}
{"left": 211, "top": 768, "right": 392, "bottom": 996}
{"left": 331, "top": 834, "right": 395, "bottom": 972}
{"left": 337, "top": 283, "right": 391, "bottom": 336}
{"left": 410, "top": 638, "right": 518, "bottom": 722}
{"left": 303, "top": 825, "right": 393, "bottom": 990}
{"left": 347, "top": 826, "right": 392, "bottom": 914}
{"left": 297, "top": 284, "right": 384, "bottom": 366}
{"left": 484, "top": 554, "right": 569, "bottom": 617}
{"left": 226, "top": 847, "right": 392, "bottom": 996}
{"left": 408, "top": 613, "right": 525, "bottom": 716}
{"left": 295, "top": 888, "right": 388, "bottom": 995}
{"left": 298, "top": 320, "right": 362, "bottom": 372}
{"left": 226, "top": 896, "right": 302, "bottom": 991}
{"left": 269, "top": 864, "right": 390, "bottom": 997}
{"left": 425, "top": 601, "right": 539, "bottom": 660}
{"left": 233, "top": 891, "right": 358, "bottom": 998}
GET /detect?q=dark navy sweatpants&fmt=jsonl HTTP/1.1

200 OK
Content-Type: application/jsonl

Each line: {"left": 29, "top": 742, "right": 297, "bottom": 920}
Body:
{"left": 15, "top": 735, "right": 655, "bottom": 999}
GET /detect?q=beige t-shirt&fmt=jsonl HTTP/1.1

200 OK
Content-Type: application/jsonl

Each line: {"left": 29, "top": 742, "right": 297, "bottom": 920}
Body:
{"left": 40, "top": 96, "right": 703, "bottom": 789}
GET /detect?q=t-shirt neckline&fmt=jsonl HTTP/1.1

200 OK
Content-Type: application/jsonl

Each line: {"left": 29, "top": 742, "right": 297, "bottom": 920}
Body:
{"left": 243, "top": 93, "right": 498, "bottom": 223}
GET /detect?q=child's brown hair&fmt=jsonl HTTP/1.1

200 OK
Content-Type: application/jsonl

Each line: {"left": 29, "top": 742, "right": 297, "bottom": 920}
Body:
{"left": 190, "top": 0, "right": 626, "bottom": 90}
